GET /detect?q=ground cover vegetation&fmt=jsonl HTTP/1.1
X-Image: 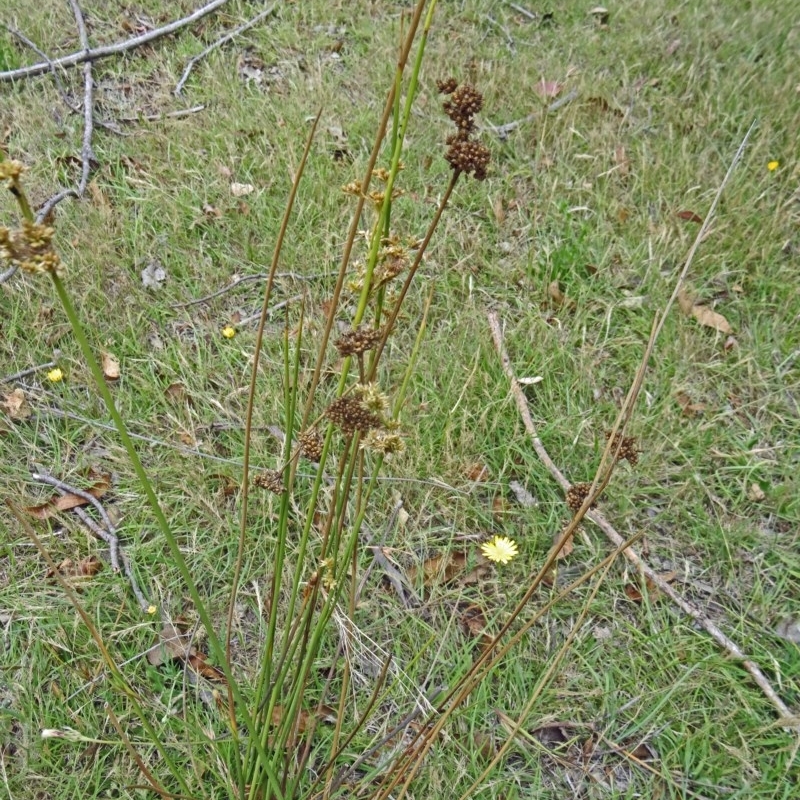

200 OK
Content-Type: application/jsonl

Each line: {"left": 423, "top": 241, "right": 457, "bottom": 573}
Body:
{"left": 0, "top": 1, "right": 798, "bottom": 798}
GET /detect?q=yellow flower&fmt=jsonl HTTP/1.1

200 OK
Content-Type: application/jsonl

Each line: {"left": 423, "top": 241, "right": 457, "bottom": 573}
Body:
{"left": 481, "top": 535, "right": 519, "bottom": 565}
{"left": 147, "top": 605, "right": 157, "bottom": 615}
{"left": 47, "top": 368, "right": 64, "bottom": 383}
{"left": 221, "top": 326, "right": 236, "bottom": 339}
{"left": 767, "top": 160, "right": 779, "bottom": 172}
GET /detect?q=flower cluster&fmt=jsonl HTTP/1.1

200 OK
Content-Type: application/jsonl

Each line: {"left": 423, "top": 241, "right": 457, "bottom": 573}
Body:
{"left": 335, "top": 325, "right": 383, "bottom": 357}
{"left": 566, "top": 482, "right": 597, "bottom": 513}
{"left": 604, "top": 430, "right": 639, "bottom": 466}
{"left": 0, "top": 220, "right": 62, "bottom": 277}
{"left": 253, "top": 470, "right": 285, "bottom": 494}
{"left": 298, "top": 428, "right": 324, "bottom": 462}
{"left": 438, "top": 78, "right": 490, "bottom": 180}
{"left": 325, "top": 384, "right": 403, "bottom": 454}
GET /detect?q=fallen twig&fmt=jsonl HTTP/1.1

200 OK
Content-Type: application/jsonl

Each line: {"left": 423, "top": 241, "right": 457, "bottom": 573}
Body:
{"left": 31, "top": 472, "right": 150, "bottom": 611}
{"left": 0, "top": 0, "right": 230, "bottom": 82}
{"left": 170, "top": 273, "right": 307, "bottom": 308}
{"left": 68, "top": 0, "right": 96, "bottom": 198}
{"left": 486, "top": 89, "right": 579, "bottom": 139}
{"left": 175, "top": 3, "right": 278, "bottom": 95}
{"left": 486, "top": 122, "right": 798, "bottom": 732}
{"left": 115, "top": 104, "right": 206, "bottom": 124}
{"left": 488, "top": 313, "right": 794, "bottom": 724}
{"left": 0, "top": 359, "right": 58, "bottom": 384}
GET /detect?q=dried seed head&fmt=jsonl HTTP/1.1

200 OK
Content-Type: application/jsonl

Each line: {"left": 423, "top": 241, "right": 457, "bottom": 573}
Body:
{"left": 0, "top": 159, "right": 25, "bottom": 187}
{"left": 361, "top": 428, "right": 405, "bottom": 455}
{"left": 604, "top": 430, "right": 639, "bottom": 466}
{"left": 437, "top": 77, "right": 458, "bottom": 94}
{"left": 341, "top": 180, "right": 363, "bottom": 196}
{"left": 445, "top": 138, "right": 491, "bottom": 180}
{"left": 0, "top": 222, "right": 63, "bottom": 276}
{"left": 335, "top": 326, "right": 383, "bottom": 357}
{"left": 299, "top": 428, "right": 324, "bottom": 462}
{"left": 566, "top": 482, "right": 597, "bottom": 513}
{"left": 326, "top": 395, "right": 382, "bottom": 435}
{"left": 253, "top": 470, "right": 285, "bottom": 494}
{"left": 355, "top": 382, "right": 390, "bottom": 414}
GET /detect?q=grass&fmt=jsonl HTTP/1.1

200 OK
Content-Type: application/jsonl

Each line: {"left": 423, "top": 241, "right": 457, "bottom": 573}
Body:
{"left": 2, "top": 0, "right": 799, "bottom": 797}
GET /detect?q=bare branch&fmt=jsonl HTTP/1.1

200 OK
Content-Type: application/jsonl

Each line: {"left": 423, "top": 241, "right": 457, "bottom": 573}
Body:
{"left": 0, "top": 0, "right": 230, "bottom": 82}
{"left": 175, "top": 3, "right": 278, "bottom": 95}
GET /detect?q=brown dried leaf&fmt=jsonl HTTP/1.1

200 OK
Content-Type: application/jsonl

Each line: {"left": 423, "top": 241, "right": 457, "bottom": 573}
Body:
{"left": 408, "top": 550, "right": 490, "bottom": 587}
{"left": 534, "top": 79, "right": 562, "bottom": 99}
{"left": 47, "top": 555, "right": 103, "bottom": 580}
{"left": 230, "top": 182, "right": 255, "bottom": 197}
{"left": 551, "top": 527, "right": 574, "bottom": 559}
{"left": 1, "top": 388, "right": 32, "bottom": 421}
{"left": 164, "top": 382, "right": 188, "bottom": 403}
{"left": 460, "top": 603, "right": 494, "bottom": 656}
{"left": 88, "top": 179, "right": 112, "bottom": 212}
{"left": 147, "top": 622, "right": 195, "bottom": 666}
{"left": 101, "top": 352, "right": 120, "bottom": 381}
{"left": 464, "top": 462, "right": 490, "bottom": 482}
{"left": 676, "top": 210, "right": 703, "bottom": 223}
{"left": 691, "top": 303, "right": 733, "bottom": 334}
{"left": 25, "top": 474, "right": 111, "bottom": 520}
{"left": 675, "top": 391, "right": 706, "bottom": 416}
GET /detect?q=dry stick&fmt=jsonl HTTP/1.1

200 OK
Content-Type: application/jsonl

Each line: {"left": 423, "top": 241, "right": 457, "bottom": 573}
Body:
{"left": 0, "top": 0, "right": 230, "bottom": 82}
{"left": 174, "top": 2, "right": 278, "bottom": 95}
{"left": 170, "top": 273, "right": 306, "bottom": 309}
{"left": 0, "top": 360, "right": 57, "bottom": 383}
{"left": 68, "top": 0, "right": 95, "bottom": 198}
{"left": 115, "top": 105, "right": 205, "bottom": 123}
{"left": 487, "top": 314, "right": 795, "bottom": 725}
{"left": 30, "top": 472, "right": 150, "bottom": 611}
{"left": 4, "top": 26, "right": 121, "bottom": 134}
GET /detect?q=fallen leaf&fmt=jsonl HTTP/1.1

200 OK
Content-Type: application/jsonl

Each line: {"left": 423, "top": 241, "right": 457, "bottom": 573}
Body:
{"left": 676, "top": 210, "right": 703, "bottom": 223}
{"left": 202, "top": 203, "right": 222, "bottom": 219}
{"left": 1, "top": 388, "right": 32, "bottom": 421}
{"left": 534, "top": 79, "right": 562, "bottom": 99}
{"left": 88, "top": 179, "right": 112, "bottom": 212}
{"left": 551, "top": 527, "right": 574, "bottom": 559}
{"left": 614, "top": 145, "right": 629, "bottom": 177}
{"left": 624, "top": 571, "right": 676, "bottom": 603}
{"left": 164, "top": 382, "right": 188, "bottom": 403}
{"left": 141, "top": 259, "right": 167, "bottom": 290}
{"left": 747, "top": 483, "right": 766, "bottom": 502}
{"left": 47, "top": 555, "right": 103, "bottom": 580}
{"left": 25, "top": 474, "right": 111, "bottom": 520}
{"left": 675, "top": 391, "right": 706, "bottom": 416}
{"left": 101, "top": 352, "right": 120, "bottom": 381}
{"left": 691, "top": 303, "right": 733, "bottom": 334}
{"left": 459, "top": 603, "right": 494, "bottom": 656}
{"left": 407, "top": 550, "right": 490, "bottom": 587}
{"left": 464, "top": 462, "right": 490, "bottom": 482}
{"left": 492, "top": 495, "right": 509, "bottom": 518}
{"left": 270, "top": 703, "right": 337, "bottom": 735}
{"left": 677, "top": 288, "right": 733, "bottom": 334}
{"left": 147, "top": 622, "right": 194, "bottom": 665}
{"left": 723, "top": 335, "right": 738, "bottom": 351}
{"left": 548, "top": 280, "right": 565, "bottom": 306}
{"left": 666, "top": 38, "right": 681, "bottom": 56}
{"left": 492, "top": 195, "right": 506, "bottom": 225}
{"left": 230, "top": 182, "right": 255, "bottom": 197}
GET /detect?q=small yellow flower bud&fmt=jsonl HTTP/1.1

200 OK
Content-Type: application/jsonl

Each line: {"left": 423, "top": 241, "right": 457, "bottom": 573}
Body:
{"left": 221, "top": 326, "right": 236, "bottom": 339}
{"left": 47, "top": 368, "right": 64, "bottom": 383}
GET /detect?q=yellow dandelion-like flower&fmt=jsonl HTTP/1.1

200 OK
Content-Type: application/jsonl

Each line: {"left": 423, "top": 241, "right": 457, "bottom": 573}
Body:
{"left": 147, "top": 604, "right": 157, "bottom": 615}
{"left": 480, "top": 535, "right": 518, "bottom": 565}
{"left": 767, "top": 160, "right": 779, "bottom": 172}
{"left": 221, "top": 326, "right": 236, "bottom": 339}
{"left": 47, "top": 368, "right": 64, "bottom": 383}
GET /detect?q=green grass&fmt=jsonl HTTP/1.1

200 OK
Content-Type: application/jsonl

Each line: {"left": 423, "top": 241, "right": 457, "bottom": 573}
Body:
{"left": 2, "top": 0, "right": 799, "bottom": 797}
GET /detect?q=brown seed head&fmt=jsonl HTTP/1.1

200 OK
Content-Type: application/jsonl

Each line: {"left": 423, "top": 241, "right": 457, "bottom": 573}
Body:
{"left": 604, "top": 430, "right": 639, "bottom": 466}
{"left": 335, "top": 326, "right": 383, "bottom": 357}
{"left": 566, "top": 482, "right": 597, "bottom": 513}
{"left": 437, "top": 77, "right": 458, "bottom": 94}
{"left": 254, "top": 470, "right": 285, "bottom": 494}
{"left": 445, "top": 138, "right": 491, "bottom": 180}
{"left": 326, "top": 396, "right": 382, "bottom": 435}
{"left": 298, "top": 428, "right": 324, "bottom": 462}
